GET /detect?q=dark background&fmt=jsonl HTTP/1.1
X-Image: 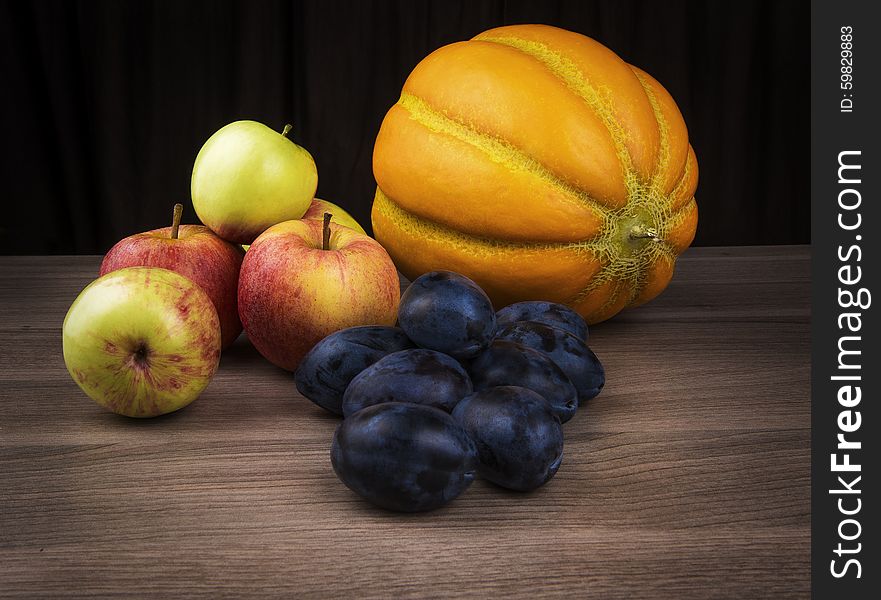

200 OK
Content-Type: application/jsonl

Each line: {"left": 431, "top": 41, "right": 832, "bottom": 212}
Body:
{"left": 0, "top": 0, "right": 809, "bottom": 255}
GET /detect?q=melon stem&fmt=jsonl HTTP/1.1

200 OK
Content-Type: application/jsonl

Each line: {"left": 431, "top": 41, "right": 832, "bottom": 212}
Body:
{"left": 629, "top": 224, "right": 661, "bottom": 242}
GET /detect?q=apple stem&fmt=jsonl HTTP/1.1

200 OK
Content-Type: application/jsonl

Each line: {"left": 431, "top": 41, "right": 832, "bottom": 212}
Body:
{"left": 171, "top": 203, "right": 183, "bottom": 239}
{"left": 281, "top": 124, "right": 293, "bottom": 138}
{"left": 322, "top": 212, "right": 332, "bottom": 250}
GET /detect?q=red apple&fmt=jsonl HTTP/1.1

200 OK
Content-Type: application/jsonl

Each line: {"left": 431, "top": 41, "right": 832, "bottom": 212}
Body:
{"left": 238, "top": 214, "right": 400, "bottom": 371}
{"left": 240, "top": 198, "right": 365, "bottom": 252}
{"left": 100, "top": 204, "right": 245, "bottom": 349}
{"left": 301, "top": 198, "right": 366, "bottom": 234}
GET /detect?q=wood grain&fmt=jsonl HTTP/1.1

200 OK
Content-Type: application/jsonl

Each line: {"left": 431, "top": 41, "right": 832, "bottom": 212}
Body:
{"left": 0, "top": 246, "right": 810, "bottom": 598}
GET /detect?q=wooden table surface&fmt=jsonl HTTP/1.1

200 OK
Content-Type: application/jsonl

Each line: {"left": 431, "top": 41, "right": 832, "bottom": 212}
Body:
{"left": 0, "top": 246, "right": 810, "bottom": 598}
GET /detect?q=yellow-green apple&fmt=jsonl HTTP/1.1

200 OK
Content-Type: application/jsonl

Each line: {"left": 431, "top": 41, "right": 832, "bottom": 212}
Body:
{"left": 62, "top": 267, "right": 221, "bottom": 418}
{"left": 238, "top": 214, "right": 400, "bottom": 371}
{"left": 302, "top": 198, "right": 366, "bottom": 234}
{"left": 191, "top": 121, "right": 317, "bottom": 244}
{"left": 100, "top": 204, "right": 244, "bottom": 349}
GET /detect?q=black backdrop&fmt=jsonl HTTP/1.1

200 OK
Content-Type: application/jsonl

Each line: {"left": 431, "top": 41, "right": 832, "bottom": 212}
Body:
{"left": 0, "top": 0, "right": 809, "bottom": 255}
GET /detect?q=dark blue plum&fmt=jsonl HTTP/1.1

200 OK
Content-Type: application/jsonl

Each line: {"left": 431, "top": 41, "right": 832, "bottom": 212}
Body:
{"left": 294, "top": 326, "right": 415, "bottom": 415}
{"left": 342, "top": 349, "right": 472, "bottom": 416}
{"left": 331, "top": 402, "right": 478, "bottom": 512}
{"left": 496, "top": 321, "right": 605, "bottom": 403}
{"left": 398, "top": 271, "right": 496, "bottom": 360}
{"left": 466, "top": 340, "right": 578, "bottom": 423}
{"left": 496, "top": 301, "right": 589, "bottom": 341}
{"left": 452, "top": 386, "right": 563, "bottom": 492}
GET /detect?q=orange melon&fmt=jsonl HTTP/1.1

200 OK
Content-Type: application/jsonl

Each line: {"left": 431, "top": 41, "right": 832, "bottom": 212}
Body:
{"left": 372, "top": 24, "right": 698, "bottom": 323}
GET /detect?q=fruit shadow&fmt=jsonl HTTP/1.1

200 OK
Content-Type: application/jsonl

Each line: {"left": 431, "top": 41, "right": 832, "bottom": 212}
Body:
{"left": 219, "top": 333, "right": 266, "bottom": 366}
{"left": 99, "top": 403, "right": 192, "bottom": 427}
{"left": 319, "top": 476, "right": 551, "bottom": 524}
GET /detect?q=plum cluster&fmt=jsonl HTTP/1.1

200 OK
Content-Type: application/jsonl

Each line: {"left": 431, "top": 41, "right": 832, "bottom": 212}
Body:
{"left": 295, "top": 271, "right": 605, "bottom": 512}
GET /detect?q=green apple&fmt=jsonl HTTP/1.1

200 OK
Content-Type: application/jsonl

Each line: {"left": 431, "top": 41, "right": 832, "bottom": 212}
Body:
{"left": 62, "top": 267, "right": 222, "bottom": 417}
{"left": 191, "top": 121, "right": 318, "bottom": 244}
